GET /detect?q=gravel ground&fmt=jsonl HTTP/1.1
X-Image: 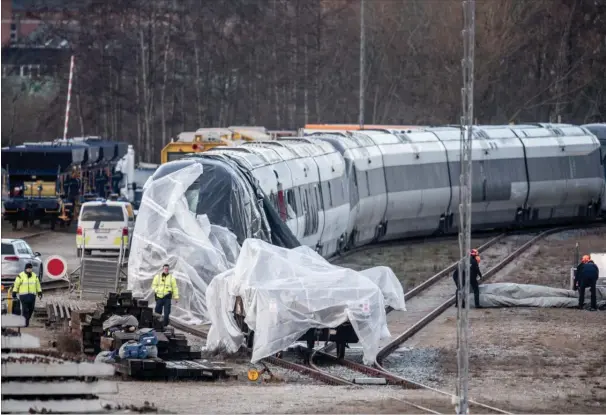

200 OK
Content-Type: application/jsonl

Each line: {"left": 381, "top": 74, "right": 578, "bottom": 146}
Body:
{"left": 16, "top": 226, "right": 605, "bottom": 413}
{"left": 99, "top": 383, "right": 462, "bottom": 414}
{"left": 331, "top": 235, "right": 489, "bottom": 291}
{"left": 381, "top": 227, "right": 606, "bottom": 413}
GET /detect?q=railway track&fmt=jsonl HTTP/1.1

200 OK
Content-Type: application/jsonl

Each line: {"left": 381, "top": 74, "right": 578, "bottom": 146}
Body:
{"left": 295, "top": 228, "right": 569, "bottom": 414}
{"left": 171, "top": 224, "right": 604, "bottom": 414}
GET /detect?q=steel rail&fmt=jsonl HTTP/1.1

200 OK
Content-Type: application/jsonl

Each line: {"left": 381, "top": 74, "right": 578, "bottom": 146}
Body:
{"left": 170, "top": 224, "right": 604, "bottom": 414}
{"left": 373, "top": 225, "right": 603, "bottom": 414}
{"left": 168, "top": 319, "right": 354, "bottom": 386}
{"left": 307, "top": 230, "right": 561, "bottom": 414}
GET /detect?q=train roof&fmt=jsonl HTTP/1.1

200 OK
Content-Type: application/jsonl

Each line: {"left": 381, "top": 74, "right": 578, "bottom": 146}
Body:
{"left": 1, "top": 138, "right": 129, "bottom": 176}
{"left": 2, "top": 144, "right": 87, "bottom": 176}
{"left": 582, "top": 123, "right": 606, "bottom": 141}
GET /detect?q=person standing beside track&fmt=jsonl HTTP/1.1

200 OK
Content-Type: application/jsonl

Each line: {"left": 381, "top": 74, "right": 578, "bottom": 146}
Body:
{"left": 152, "top": 264, "right": 179, "bottom": 326}
{"left": 12, "top": 263, "right": 42, "bottom": 327}
{"left": 576, "top": 255, "right": 599, "bottom": 311}
{"left": 452, "top": 249, "right": 483, "bottom": 309}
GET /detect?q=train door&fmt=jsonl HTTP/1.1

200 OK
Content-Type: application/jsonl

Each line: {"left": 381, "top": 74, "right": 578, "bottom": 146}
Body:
{"left": 348, "top": 160, "right": 361, "bottom": 236}
{"left": 307, "top": 184, "right": 319, "bottom": 236}
{"left": 312, "top": 182, "right": 325, "bottom": 245}
{"left": 299, "top": 186, "right": 310, "bottom": 236}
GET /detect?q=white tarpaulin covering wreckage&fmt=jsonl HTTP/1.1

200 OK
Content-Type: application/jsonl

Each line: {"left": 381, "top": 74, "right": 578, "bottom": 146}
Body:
{"left": 205, "top": 238, "right": 406, "bottom": 365}
{"left": 128, "top": 162, "right": 241, "bottom": 325}
{"left": 477, "top": 283, "right": 606, "bottom": 309}
{"left": 127, "top": 159, "right": 406, "bottom": 367}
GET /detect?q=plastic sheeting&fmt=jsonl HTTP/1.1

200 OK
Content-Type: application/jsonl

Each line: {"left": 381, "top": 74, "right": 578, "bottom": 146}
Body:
{"left": 102, "top": 315, "right": 139, "bottom": 331}
{"left": 128, "top": 162, "right": 241, "bottom": 325}
{"left": 205, "top": 239, "right": 406, "bottom": 365}
{"left": 188, "top": 155, "right": 272, "bottom": 244}
{"left": 477, "top": 283, "right": 606, "bottom": 309}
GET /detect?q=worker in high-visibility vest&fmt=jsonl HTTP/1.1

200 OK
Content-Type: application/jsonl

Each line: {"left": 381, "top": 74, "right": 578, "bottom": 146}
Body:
{"left": 12, "top": 263, "right": 42, "bottom": 327}
{"left": 152, "top": 264, "right": 179, "bottom": 326}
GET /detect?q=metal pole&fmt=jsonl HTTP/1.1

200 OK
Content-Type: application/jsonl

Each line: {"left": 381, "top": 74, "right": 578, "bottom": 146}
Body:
{"left": 63, "top": 55, "right": 75, "bottom": 140}
{"left": 457, "top": 0, "right": 475, "bottom": 414}
{"left": 358, "top": 0, "right": 365, "bottom": 129}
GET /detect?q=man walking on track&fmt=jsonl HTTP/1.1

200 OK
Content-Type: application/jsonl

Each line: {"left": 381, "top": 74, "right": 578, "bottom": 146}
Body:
{"left": 152, "top": 264, "right": 179, "bottom": 326}
{"left": 452, "top": 249, "right": 483, "bottom": 309}
{"left": 12, "top": 263, "right": 43, "bottom": 327}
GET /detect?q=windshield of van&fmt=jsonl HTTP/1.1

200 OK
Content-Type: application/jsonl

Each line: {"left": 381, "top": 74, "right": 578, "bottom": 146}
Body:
{"left": 1, "top": 243, "right": 15, "bottom": 255}
{"left": 80, "top": 205, "right": 124, "bottom": 222}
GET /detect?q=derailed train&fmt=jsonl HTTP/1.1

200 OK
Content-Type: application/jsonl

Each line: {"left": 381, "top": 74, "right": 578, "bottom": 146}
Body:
{"left": 153, "top": 123, "right": 605, "bottom": 256}
{"left": 149, "top": 123, "right": 605, "bottom": 355}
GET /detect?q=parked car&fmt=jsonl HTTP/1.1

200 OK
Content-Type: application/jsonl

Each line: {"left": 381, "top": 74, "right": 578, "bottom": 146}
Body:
{"left": 76, "top": 200, "right": 134, "bottom": 257}
{"left": 1, "top": 238, "right": 43, "bottom": 284}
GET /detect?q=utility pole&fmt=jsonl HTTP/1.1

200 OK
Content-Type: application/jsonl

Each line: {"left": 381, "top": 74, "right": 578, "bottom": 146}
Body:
{"left": 456, "top": 0, "right": 475, "bottom": 414}
{"left": 358, "top": 0, "right": 365, "bottom": 129}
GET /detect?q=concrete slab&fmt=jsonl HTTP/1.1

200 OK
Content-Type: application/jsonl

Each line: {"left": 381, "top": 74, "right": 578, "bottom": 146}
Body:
{"left": 2, "top": 380, "right": 118, "bottom": 395}
{"left": 353, "top": 377, "right": 387, "bottom": 385}
{"left": 2, "top": 352, "right": 64, "bottom": 364}
{"left": 2, "top": 362, "right": 115, "bottom": 377}
{"left": 1, "top": 314, "right": 26, "bottom": 327}
{"left": 1, "top": 398, "right": 115, "bottom": 414}
{"left": 1, "top": 333, "right": 41, "bottom": 349}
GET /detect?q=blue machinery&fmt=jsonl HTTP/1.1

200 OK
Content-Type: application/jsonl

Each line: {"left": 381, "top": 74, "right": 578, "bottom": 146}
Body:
{"left": 1, "top": 137, "right": 129, "bottom": 230}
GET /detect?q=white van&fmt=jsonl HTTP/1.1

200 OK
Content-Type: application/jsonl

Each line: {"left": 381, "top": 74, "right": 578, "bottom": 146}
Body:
{"left": 76, "top": 200, "right": 135, "bottom": 257}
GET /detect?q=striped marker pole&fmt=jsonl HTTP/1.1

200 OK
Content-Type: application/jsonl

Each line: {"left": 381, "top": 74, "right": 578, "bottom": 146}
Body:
{"left": 63, "top": 55, "right": 75, "bottom": 140}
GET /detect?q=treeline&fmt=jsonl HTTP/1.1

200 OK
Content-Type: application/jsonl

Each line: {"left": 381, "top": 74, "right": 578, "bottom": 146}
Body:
{"left": 3, "top": 0, "right": 605, "bottom": 162}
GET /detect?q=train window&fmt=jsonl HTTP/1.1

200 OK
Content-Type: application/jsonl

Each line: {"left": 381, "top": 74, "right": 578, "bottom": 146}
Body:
{"left": 167, "top": 152, "right": 190, "bottom": 162}
{"left": 269, "top": 192, "right": 279, "bottom": 210}
{"left": 368, "top": 169, "right": 386, "bottom": 195}
{"left": 286, "top": 189, "right": 297, "bottom": 215}
{"left": 327, "top": 182, "right": 334, "bottom": 207}
{"left": 356, "top": 169, "right": 368, "bottom": 198}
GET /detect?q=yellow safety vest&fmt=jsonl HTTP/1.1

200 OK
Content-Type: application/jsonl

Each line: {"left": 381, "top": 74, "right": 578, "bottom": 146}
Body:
{"left": 13, "top": 272, "right": 42, "bottom": 295}
{"left": 152, "top": 273, "right": 179, "bottom": 300}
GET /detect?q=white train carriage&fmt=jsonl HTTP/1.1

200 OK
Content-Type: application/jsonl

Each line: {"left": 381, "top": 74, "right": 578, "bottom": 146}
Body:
{"left": 241, "top": 139, "right": 349, "bottom": 255}
{"left": 148, "top": 123, "right": 605, "bottom": 261}
{"left": 277, "top": 138, "right": 350, "bottom": 255}
{"left": 423, "top": 126, "right": 532, "bottom": 230}
{"left": 369, "top": 129, "right": 453, "bottom": 240}
{"left": 582, "top": 123, "right": 606, "bottom": 215}
{"left": 510, "top": 124, "right": 603, "bottom": 222}
{"left": 311, "top": 132, "right": 387, "bottom": 249}
{"left": 239, "top": 142, "right": 300, "bottom": 235}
